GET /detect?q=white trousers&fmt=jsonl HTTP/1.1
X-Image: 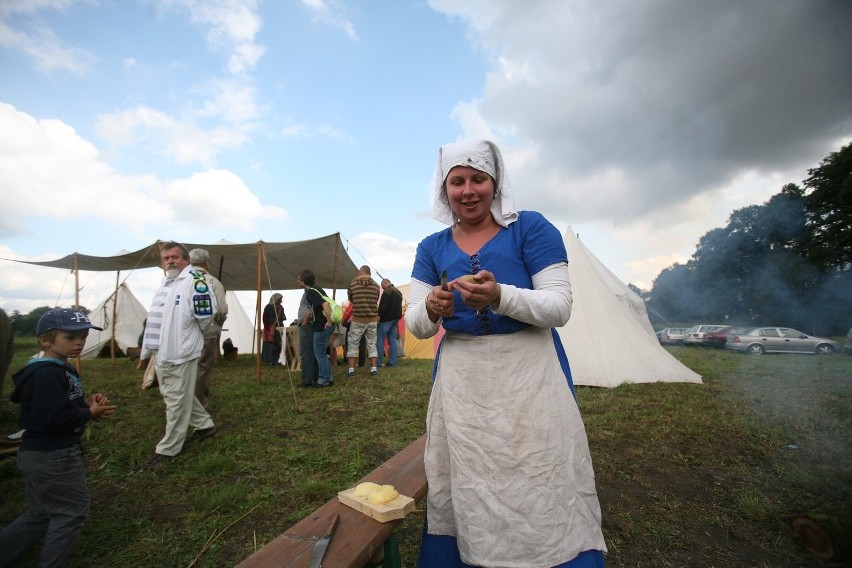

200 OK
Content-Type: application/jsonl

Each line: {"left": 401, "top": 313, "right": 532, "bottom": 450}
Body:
{"left": 155, "top": 358, "right": 214, "bottom": 456}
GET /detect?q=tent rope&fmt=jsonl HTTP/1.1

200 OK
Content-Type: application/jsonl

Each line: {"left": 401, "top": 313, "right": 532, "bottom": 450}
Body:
{"left": 340, "top": 234, "right": 385, "bottom": 282}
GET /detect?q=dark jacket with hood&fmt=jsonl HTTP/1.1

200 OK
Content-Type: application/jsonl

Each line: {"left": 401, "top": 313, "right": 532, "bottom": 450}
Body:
{"left": 10, "top": 358, "right": 91, "bottom": 452}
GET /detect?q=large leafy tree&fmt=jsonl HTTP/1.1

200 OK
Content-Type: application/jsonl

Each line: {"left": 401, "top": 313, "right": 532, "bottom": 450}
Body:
{"left": 803, "top": 142, "right": 852, "bottom": 269}
{"left": 648, "top": 143, "right": 852, "bottom": 335}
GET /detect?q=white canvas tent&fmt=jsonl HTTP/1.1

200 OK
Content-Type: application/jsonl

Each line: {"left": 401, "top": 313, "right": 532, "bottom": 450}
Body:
{"left": 220, "top": 291, "right": 256, "bottom": 355}
{"left": 557, "top": 227, "right": 702, "bottom": 387}
{"left": 80, "top": 283, "right": 148, "bottom": 359}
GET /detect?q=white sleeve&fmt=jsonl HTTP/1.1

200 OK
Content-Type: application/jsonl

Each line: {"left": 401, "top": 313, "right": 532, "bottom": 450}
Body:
{"left": 492, "top": 262, "right": 573, "bottom": 328}
{"left": 405, "top": 278, "right": 443, "bottom": 339}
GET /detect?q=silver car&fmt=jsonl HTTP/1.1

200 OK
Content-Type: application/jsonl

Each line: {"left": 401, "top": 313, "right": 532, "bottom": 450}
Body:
{"left": 726, "top": 327, "right": 840, "bottom": 355}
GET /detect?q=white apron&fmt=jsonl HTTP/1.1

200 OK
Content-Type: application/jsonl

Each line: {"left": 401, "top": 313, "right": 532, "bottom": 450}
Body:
{"left": 425, "top": 327, "right": 607, "bottom": 567}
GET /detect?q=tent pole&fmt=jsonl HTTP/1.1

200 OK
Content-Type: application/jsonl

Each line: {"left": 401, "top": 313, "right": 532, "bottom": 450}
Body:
{"left": 255, "top": 241, "right": 263, "bottom": 384}
{"left": 111, "top": 272, "right": 119, "bottom": 362}
{"left": 73, "top": 255, "right": 82, "bottom": 374}
{"left": 331, "top": 233, "right": 340, "bottom": 300}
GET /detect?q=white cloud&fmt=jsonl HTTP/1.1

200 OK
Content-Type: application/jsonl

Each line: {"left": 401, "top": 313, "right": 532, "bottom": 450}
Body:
{"left": 300, "top": 0, "right": 357, "bottom": 40}
{"left": 156, "top": 0, "right": 266, "bottom": 74}
{"left": 96, "top": 105, "right": 250, "bottom": 167}
{"left": 281, "top": 120, "right": 353, "bottom": 143}
{"left": 348, "top": 232, "right": 417, "bottom": 280}
{"left": 0, "top": 0, "right": 95, "bottom": 75}
{"left": 0, "top": 104, "right": 285, "bottom": 241}
{"left": 196, "top": 77, "right": 262, "bottom": 124}
{"left": 163, "top": 169, "right": 287, "bottom": 233}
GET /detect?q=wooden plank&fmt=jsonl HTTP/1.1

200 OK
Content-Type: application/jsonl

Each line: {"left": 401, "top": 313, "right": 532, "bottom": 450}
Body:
{"left": 338, "top": 488, "right": 415, "bottom": 523}
{"left": 237, "top": 435, "right": 427, "bottom": 568}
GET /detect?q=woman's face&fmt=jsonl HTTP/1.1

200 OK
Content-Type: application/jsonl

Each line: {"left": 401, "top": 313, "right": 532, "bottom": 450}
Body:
{"left": 445, "top": 166, "right": 495, "bottom": 226}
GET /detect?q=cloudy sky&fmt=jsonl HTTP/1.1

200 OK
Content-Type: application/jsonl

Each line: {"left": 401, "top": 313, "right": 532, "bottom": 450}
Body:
{"left": 1, "top": 0, "right": 851, "bottom": 325}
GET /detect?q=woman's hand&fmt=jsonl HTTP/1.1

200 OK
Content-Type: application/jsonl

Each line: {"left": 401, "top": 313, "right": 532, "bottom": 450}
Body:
{"left": 451, "top": 270, "right": 501, "bottom": 311}
{"left": 425, "top": 284, "right": 455, "bottom": 323}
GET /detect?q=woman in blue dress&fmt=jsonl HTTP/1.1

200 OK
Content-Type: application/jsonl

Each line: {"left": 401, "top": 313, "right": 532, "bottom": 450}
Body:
{"left": 407, "top": 140, "right": 607, "bottom": 567}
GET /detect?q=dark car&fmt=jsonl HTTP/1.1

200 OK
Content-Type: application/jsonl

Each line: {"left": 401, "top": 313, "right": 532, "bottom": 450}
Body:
{"left": 704, "top": 326, "right": 746, "bottom": 349}
{"left": 726, "top": 327, "right": 840, "bottom": 355}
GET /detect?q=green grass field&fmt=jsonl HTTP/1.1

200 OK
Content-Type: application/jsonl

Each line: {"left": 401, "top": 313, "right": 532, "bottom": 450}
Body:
{"left": 1, "top": 338, "right": 850, "bottom": 567}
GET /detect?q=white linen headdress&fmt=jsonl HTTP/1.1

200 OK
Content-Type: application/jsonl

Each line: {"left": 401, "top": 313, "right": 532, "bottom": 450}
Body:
{"left": 432, "top": 139, "right": 518, "bottom": 228}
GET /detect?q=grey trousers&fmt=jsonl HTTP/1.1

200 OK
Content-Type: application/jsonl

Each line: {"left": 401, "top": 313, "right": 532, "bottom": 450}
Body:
{"left": 0, "top": 446, "right": 90, "bottom": 568}
{"left": 195, "top": 335, "right": 219, "bottom": 409}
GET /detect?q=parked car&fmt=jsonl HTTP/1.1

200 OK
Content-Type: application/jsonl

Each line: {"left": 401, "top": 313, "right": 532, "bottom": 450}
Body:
{"left": 845, "top": 326, "right": 852, "bottom": 356}
{"left": 683, "top": 324, "right": 728, "bottom": 345}
{"left": 704, "top": 326, "right": 747, "bottom": 349}
{"left": 725, "top": 327, "right": 840, "bottom": 355}
{"left": 657, "top": 327, "right": 687, "bottom": 345}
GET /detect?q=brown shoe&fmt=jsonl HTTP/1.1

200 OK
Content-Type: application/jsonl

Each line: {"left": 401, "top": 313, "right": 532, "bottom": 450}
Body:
{"left": 138, "top": 453, "right": 172, "bottom": 470}
{"left": 190, "top": 426, "right": 217, "bottom": 442}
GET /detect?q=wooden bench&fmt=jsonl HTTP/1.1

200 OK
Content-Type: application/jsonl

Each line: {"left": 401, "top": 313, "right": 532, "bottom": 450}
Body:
{"left": 237, "top": 435, "right": 427, "bottom": 568}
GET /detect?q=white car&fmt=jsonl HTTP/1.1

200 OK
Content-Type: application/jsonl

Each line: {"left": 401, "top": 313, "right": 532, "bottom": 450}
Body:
{"left": 657, "top": 327, "right": 687, "bottom": 345}
{"left": 683, "top": 324, "right": 728, "bottom": 345}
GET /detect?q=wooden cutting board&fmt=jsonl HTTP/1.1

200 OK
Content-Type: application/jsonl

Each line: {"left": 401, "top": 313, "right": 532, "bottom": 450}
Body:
{"left": 337, "top": 488, "right": 415, "bottom": 523}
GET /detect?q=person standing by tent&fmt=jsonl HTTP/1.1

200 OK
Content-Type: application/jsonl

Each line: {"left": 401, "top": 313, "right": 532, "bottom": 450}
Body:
{"left": 376, "top": 279, "right": 403, "bottom": 368}
{"left": 345, "top": 266, "right": 380, "bottom": 378}
{"left": 406, "top": 140, "right": 607, "bottom": 567}
{"left": 295, "top": 274, "right": 318, "bottom": 387}
{"left": 188, "top": 248, "right": 228, "bottom": 409}
{"left": 298, "top": 268, "right": 335, "bottom": 388}
{"left": 261, "top": 294, "right": 285, "bottom": 365}
{"left": 138, "top": 241, "right": 218, "bottom": 469}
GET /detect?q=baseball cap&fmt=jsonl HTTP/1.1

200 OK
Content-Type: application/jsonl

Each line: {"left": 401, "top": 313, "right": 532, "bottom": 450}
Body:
{"left": 36, "top": 309, "right": 104, "bottom": 336}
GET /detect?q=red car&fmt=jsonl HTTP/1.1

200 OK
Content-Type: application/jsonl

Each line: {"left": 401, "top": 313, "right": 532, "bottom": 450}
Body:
{"left": 704, "top": 326, "right": 745, "bottom": 348}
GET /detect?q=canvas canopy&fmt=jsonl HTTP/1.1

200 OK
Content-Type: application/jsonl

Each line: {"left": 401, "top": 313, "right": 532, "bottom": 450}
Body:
{"left": 15, "top": 234, "right": 359, "bottom": 292}
{"left": 80, "top": 283, "right": 148, "bottom": 359}
{"left": 557, "top": 227, "right": 702, "bottom": 387}
{"left": 13, "top": 233, "right": 359, "bottom": 381}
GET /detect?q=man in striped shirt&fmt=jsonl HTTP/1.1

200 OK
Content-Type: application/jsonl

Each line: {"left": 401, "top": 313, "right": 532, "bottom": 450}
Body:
{"left": 346, "top": 265, "right": 380, "bottom": 378}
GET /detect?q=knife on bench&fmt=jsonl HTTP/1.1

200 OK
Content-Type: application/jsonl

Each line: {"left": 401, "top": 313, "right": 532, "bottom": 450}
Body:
{"left": 308, "top": 513, "right": 339, "bottom": 568}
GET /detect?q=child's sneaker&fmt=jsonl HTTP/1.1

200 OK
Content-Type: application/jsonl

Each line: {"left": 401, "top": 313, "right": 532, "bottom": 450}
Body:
{"left": 347, "top": 370, "right": 356, "bottom": 378}
{"left": 370, "top": 368, "right": 378, "bottom": 377}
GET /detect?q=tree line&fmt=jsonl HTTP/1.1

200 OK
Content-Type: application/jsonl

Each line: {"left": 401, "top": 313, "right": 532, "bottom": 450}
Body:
{"left": 6, "top": 306, "right": 91, "bottom": 337}
{"left": 647, "top": 142, "right": 851, "bottom": 336}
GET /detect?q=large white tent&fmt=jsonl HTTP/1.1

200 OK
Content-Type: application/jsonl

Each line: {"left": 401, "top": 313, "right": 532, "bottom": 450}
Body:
{"left": 81, "top": 283, "right": 148, "bottom": 359}
{"left": 220, "top": 290, "right": 257, "bottom": 356}
{"left": 557, "top": 227, "right": 702, "bottom": 387}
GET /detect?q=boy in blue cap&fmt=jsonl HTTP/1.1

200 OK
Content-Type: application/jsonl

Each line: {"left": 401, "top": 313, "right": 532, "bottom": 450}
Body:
{"left": 0, "top": 308, "right": 117, "bottom": 567}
